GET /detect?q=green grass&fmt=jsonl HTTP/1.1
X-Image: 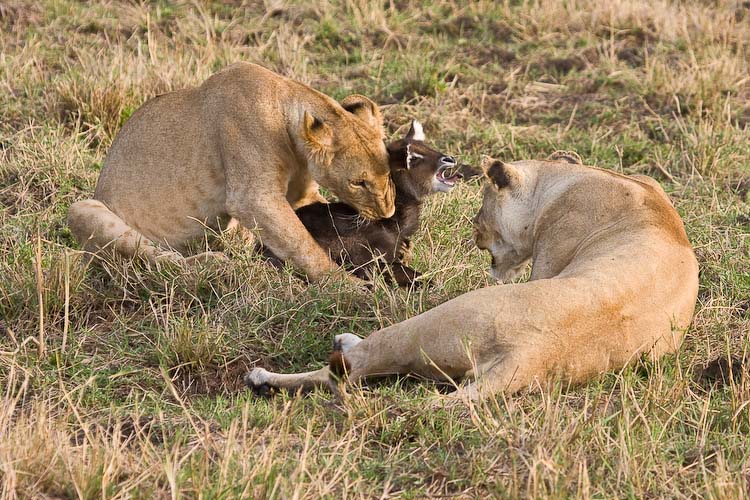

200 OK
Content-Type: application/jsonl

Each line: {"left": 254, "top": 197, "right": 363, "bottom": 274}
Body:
{"left": 1, "top": 0, "right": 749, "bottom": 497}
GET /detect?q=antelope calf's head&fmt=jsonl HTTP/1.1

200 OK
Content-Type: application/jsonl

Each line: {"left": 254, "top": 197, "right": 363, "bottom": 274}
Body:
{"left": 386, "top": 120, "right": 464, "bottom": 200}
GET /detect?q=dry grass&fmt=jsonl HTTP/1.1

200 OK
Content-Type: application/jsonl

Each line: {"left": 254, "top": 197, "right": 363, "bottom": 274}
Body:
{"left": 1, "top": 0, "right": 749, "bottom": 497}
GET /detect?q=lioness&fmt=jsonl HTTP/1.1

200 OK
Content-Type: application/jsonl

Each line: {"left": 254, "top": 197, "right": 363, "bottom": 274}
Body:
{"left": 263, "top": 120, "right": 465, "bottom": 287}
{"left": 245, "top": 154, "right": 699, "bottom": 400}
{"left": 67, "top": 62, "right": 395, "bottom": 281}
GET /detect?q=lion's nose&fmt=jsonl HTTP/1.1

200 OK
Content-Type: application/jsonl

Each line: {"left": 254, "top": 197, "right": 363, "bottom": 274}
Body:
{"left": 380, "top": 200, "right": 395, "bottom": 218}
{"left": 378, "top": 179, "right": 396, "bottom": 217}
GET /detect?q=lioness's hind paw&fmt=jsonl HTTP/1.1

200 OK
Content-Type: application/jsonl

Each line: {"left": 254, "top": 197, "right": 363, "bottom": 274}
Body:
{"left": 184, "top": 251, "right": 229, "bottom": 265}
{"left": 244, "top": 368, "right": 275, "bottom": 397}
{"left": 153, "top": 251, "right": 184, "bottom": 264}
{"left": 333, "top": 333, "right": 363, "bottom": 353}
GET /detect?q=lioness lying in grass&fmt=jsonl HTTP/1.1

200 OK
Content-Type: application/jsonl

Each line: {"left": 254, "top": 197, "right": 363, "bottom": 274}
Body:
{"left": 246, "top": 153, "right": 699, "bottom": 401}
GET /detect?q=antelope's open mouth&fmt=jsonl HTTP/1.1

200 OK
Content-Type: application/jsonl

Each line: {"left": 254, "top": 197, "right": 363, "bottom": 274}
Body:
{"left": 435, "top": 164, "right": 463, "bottom": 187}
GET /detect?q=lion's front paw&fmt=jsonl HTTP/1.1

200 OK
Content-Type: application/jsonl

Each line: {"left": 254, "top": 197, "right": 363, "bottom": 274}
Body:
{"left": 184, "top": 251, "right": 229, "bottom": 265}
{"left": 426, "top": 392, "right": 474, "bottom": 414}
{"left": 153, "top": 250, "right": 185, "bottom": 264}
{"left": 244, "top": 368, "right": 275, "bottom": 397}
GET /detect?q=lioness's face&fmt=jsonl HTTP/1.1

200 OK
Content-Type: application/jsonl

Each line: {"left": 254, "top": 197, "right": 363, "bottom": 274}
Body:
{"left": 473, "top": 159, "right": 533, "bottom": 283}
{"left": 302, "top": 94, "right": 395, "bottom": 220}
{"left": 326, "top": 135, "right": 395, "bottom": 220}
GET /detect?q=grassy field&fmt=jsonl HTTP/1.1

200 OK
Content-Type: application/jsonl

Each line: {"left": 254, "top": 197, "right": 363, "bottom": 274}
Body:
{"left": 1, "top": 0, "right": 749, "bottom": 497}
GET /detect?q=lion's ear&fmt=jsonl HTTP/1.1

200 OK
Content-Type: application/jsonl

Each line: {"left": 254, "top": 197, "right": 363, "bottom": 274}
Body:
{"left": 340, "top": 94, "right": 383, "bottom": 133}
{"left": 480, "top": 157, "right": 520, "bottom": 190}
{"left": 303, "top": 111, "right": 334, "bottom": 151}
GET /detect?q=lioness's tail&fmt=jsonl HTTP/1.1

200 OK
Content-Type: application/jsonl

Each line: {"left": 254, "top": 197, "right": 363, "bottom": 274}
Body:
{"left": 67, "top": 199, "right": 181, "bottom": 264}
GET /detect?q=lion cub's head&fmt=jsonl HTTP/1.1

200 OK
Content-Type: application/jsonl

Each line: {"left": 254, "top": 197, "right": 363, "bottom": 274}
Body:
{"left": 302, "top": 94, "right": 395, "bottom": 220}
{"left": 473, "top": 157, "right": 535, "bottom": 283}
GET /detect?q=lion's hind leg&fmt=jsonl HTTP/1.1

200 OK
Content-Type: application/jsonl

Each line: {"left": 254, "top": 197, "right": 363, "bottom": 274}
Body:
{"left": 67, "top": 199, "right": 182, "bottom": 264}
{"left": 449, "top": 353, "right": 545, "bottom": 403}
{"left": 244, "top": 366, "right": 333, "bottom": 395}
{"left": 244, "top": 334, "right": 362, "bottom": 396}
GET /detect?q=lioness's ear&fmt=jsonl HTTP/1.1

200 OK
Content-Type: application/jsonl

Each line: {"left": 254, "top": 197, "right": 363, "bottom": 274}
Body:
{"left": 340, "top": 94, "right": 384, "bottom": 133}
{"left": 303, "top": 111, "right": 334, "bottom": 151}
{"left": 405, "top": 120, "right": 425, "bottom": 142}
{"left": 480, "top": 157, "right": 520, "bottom": 190}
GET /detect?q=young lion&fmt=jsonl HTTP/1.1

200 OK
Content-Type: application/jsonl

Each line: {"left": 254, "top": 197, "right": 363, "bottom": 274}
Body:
{"left": 245, "top": 154, "right": 699, "bottom": 400}
{"left": 263, "top": 120, "right": 464, "bottom": 287}
{"left": 67, "top": 62, "right": 394, "bottom": 281}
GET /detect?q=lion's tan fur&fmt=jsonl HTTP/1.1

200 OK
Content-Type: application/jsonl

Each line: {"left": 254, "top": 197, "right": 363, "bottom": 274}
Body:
{"left": 67, "top": 62, "right": 395, "bottom": 280}
{"left": 245, "top": 156, "right": 699, "bottom": 400}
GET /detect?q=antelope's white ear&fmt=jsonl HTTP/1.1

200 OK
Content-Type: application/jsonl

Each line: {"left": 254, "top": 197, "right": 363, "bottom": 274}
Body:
{"left": 405, "top": 120, "right": 425, "bottom": 142}
{"left": 412, "top": 120, "right": 425, "bottom": 141}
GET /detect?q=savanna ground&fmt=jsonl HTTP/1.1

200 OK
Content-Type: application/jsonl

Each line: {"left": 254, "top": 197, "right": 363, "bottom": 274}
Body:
{"left": 1, "top": 0, "right": 749, "bottom": 497}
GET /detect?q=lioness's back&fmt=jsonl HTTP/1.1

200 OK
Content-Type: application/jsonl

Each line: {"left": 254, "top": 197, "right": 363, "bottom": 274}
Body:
{"left": 94, "top": 85, "right": 223, "bottom": 246}
{"left": 91, "top": 63, "right": 315, "bottom": 247}
{"left": 541, "top": 162, "right": 691, "bottom": 249}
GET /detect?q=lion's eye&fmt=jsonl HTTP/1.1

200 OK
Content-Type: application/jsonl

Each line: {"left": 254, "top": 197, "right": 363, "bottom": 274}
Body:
{"left": 353, "top": 180, "right": 367, "bottom": 188}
